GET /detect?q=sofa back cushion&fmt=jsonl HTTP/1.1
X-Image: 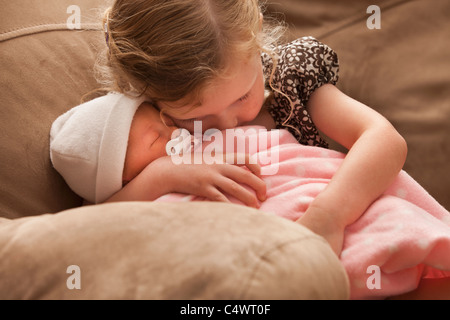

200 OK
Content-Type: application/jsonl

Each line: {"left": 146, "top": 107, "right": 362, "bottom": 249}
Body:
{"left": 0, "top": 0, "right": 110, "bottom": 218}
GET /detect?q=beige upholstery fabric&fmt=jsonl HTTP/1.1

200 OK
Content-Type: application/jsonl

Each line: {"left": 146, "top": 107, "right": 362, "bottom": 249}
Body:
{"left": 0, "top": 202, "right": 349, "bottom": 299}
{"left": 0, "top": 0, "right": 107, "bottom": 218}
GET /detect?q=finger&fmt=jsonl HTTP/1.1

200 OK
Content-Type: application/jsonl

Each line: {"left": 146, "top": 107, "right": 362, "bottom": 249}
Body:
{"left": 201, "top": 185, "right": 232, "bottom": 204}
{"left": 222, "top": 153, "right": 262, "bottom": 177}
{"left": 219, "top": 165, "right": 267, "bottom": 203}
{"left": 227, "top": 165, "right": 267, "bottom": 201}
{"left": 215, "top": 176, "right": 261, "bottom": 208}
{"left": 243, "top": 162, "right": 262, "bottom": 178}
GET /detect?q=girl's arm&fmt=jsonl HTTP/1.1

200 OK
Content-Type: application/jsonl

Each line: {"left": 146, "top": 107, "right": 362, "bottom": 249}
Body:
{"left": 106, "top": 154, "right": 267, "bottom": 208}
{"left": 297, "top": 84, "right": 407, "bottom": 255}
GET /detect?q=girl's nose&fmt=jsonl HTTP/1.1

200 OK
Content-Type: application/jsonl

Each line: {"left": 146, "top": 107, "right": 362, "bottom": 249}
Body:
{"left": 217, "top": 116, "right": 238, "bottom": 130}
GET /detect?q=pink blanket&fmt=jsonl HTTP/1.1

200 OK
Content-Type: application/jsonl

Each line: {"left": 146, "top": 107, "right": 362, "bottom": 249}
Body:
{"left": 155, "top": 127, "right": 450, "bottom": 299}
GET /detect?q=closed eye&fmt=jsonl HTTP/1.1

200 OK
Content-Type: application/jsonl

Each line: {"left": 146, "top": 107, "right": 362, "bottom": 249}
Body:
{"left": 149, "top": 134, "right": 160, "bottom": 149}
{"left": 146, "top": 129, "right": 160, "bottom": 149}
{"left": 238, "top": 93, "right": 250, "bottom": 102}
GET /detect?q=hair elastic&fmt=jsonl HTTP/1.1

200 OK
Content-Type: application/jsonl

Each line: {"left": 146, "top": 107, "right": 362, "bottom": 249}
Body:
{"left": 104, "top": 10, "right": 110, "bottom": 49}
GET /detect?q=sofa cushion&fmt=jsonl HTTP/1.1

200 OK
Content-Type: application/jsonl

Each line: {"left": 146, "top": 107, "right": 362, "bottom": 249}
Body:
{"left": 0, "top": 202, "right": 349, "bottom": 299}
{"left": 0, "top": 0, "right": 111, "bottom": 218}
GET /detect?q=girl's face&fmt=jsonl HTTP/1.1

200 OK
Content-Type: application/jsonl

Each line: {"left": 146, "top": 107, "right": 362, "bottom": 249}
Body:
{"left": 157, "top": 54, "right": 266, "bottom": 132}
{"left": 123, "top": 103, "right": 178, "bottom": 184}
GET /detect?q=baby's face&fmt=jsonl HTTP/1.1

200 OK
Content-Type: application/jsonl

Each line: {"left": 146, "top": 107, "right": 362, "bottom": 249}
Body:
{"left": 123, "top": 103, "right": 178, "bottom": 184}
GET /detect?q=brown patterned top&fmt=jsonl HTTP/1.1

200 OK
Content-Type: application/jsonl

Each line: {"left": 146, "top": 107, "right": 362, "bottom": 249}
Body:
{"left": 262, "top": 37, "right": 339, "bottom": 148}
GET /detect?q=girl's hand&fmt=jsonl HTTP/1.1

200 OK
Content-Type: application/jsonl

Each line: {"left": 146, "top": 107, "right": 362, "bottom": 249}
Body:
{"left": 122, "top": 154, "right": 267, "bottom": 208}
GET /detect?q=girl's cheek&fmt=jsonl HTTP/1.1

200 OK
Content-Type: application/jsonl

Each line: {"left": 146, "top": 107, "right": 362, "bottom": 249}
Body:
{"left": 248, "top": 96, "right": 264, "bottom": 120}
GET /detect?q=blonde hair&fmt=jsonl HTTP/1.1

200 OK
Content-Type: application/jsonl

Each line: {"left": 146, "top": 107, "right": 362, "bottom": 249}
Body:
{"left": 95, "top": 0, "right": 286, "bottom": 108}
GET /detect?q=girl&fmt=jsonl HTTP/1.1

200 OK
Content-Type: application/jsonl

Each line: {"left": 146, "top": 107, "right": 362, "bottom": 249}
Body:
{"left": 99, "top": 0, "right": 407, "bottom": 256}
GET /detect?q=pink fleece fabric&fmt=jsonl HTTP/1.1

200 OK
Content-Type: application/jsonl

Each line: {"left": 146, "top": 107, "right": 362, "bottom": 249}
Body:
{"left": 155, "top": 127, "right": 450, "bottom": 299}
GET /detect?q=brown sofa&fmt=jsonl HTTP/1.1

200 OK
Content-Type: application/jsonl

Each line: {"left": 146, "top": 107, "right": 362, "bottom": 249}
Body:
{"left": 0, "top": 0, "right": 348, "bottom": 300}
{"left": 0, "top": 0, "right": 448, "bottom": 300}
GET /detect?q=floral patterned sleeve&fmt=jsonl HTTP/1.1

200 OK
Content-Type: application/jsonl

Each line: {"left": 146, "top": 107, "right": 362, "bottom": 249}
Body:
{"left": 296, "top": 37, "right": 340, "bottom": 102}
{"left": 262, "top": 37, "right": 340, "bottom": 147}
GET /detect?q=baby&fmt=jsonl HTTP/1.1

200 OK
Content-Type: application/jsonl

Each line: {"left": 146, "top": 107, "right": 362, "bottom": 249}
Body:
{"left": 50, "top": 92, "right": 267, "bottom": 206}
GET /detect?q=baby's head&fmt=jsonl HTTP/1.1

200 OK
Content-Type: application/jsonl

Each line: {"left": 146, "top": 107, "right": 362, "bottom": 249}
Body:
{"left": 50, "top": 94, "right": 178, "bottom": 204}
{"left": 99, "top": 0, "right": 285, "bottom": 130}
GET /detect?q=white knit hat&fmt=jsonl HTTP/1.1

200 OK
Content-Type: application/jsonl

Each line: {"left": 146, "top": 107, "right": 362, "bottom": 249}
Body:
{"left": 50, "top": 93, "right": 147, "bottom": 203}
